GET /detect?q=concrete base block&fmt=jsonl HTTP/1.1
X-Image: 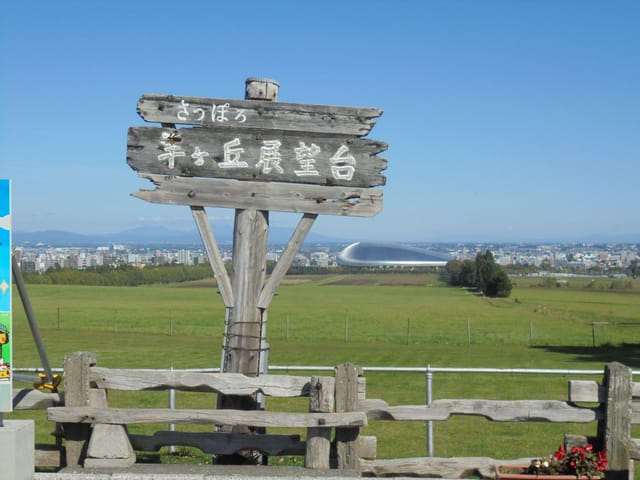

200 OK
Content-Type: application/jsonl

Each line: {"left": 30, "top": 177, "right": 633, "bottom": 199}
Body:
{"left": 0, "top": 419, "right": 35, "bottom": 480}
{"left": 85, "top": 423, "right": 136, "bottom": 468}
{"left": 83, "top": 456, "right": 136, "bottom": 468}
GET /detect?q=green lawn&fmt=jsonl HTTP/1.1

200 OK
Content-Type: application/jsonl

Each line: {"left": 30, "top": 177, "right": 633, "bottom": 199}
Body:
{"left": 6, "top": 274, "right": 640, "bottom": 471}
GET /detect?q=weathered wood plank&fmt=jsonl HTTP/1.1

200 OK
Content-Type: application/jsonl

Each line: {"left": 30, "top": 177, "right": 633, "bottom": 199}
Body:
{"left": 62, "top": 351, "right": 96, "bottom": 467}
{"left": 12, "top": 388, "right": 63, "bottom": 410}
{"left": 569, "top": 380, "right": 604, "bottom": 403}
{"left": 133, "top": 174, "right": 383, "bottom": 217}
{"left": 137, "top": 94, "right": 382, "bottom": 136}
{"left": 35, "top": 444, "right": 62, "bottom": 468}
{"left": 360, "top": 398, "right": 599, "bottom": 422}
{"left": 633, "top": 382, "right": 640, "bottom": 398}
{"left": 128, "top": 431, "right": 305, "bottom": 456}
{"left": 358, "top": 436, "right": 377, "bottom": 460}
{"left": 89, "top": 368, "right": 312, "bottom": 397}
{"left": 258, "top": 213, "right": 317, "bottom": 309}
{"left": 306, "top": 376, "right": 335, "bottom": 470}
{"left": 47, "top": 407, "right": 367, "bottom": 428}
{"left": 222, "top": 207, "right": 268, "bottom": 377}
{"left": 564, "top": 434, "right": 599, "bottom": 450}
{"left": 127, "top": 126, "right": 387, "bottom": 188}
{"left": 335, "top": 363, "right": 362, "bottom": 471}
{"left": 625, "top": 438, "right": 640, "bottom": 460}
{"left": 190, "top": 206, "right": 234, "bottom": 307}
{"left": 598, "top": 362, "right": 632, "bottom": 480}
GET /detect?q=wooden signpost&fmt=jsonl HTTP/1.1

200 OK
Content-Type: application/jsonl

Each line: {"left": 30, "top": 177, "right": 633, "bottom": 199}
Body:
{"left": 127, "top": 78, "right": 387, "bottom": 435}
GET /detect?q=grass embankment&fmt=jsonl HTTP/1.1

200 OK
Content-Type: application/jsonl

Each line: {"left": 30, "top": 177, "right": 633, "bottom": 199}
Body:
{"left": 7, "top": 274, "right": 640, "bottom": 468}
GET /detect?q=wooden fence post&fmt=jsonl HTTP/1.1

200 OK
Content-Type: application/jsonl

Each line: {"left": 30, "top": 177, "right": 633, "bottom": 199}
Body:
{"left": 62, "top": 351, "right": 96, "bottom": 466}
{"left": 335, "top": 362, "right": 362, "bottom": 471}
{"left": 598, "top": 361, "right": 632, "bottom": 480}
{"left": 305, "top": 376, "right": 335, "bottom": 470}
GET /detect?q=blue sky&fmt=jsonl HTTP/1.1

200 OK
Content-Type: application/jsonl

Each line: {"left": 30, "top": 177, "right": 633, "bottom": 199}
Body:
{"left": 1, "top": 1, "right": 638, "bottom": 243}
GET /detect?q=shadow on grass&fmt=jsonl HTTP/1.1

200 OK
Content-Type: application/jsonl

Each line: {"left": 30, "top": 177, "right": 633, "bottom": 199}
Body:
{"left": 534, "top": 343, "right": 640, "bottom": 369}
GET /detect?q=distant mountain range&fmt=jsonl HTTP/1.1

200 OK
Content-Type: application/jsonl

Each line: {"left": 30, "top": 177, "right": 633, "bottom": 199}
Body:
{"left": 13, "top": 225, "right": 347, "bottom": 247}
{"left": 12, "top": 227, "right": 640, "bottom": 247}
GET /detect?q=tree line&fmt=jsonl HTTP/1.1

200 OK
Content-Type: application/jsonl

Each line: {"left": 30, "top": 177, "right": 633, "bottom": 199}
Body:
{"left": 22, "top": 262, "right": 447, "bottom": 287}
{"left": 22, "top": 263, "right": 214, "bottom": 286}
{"left": 440, "top": 250, "right": 513, "bottom": 297}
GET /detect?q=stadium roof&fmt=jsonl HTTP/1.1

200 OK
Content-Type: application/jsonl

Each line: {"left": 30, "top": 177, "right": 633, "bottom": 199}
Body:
{"left": 337, "top": 242, "right": 451, "bottom": 267}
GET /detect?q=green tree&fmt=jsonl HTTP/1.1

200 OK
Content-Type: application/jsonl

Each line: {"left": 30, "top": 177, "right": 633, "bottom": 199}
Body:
{"left": 443, "top": 251, "right": 511, "bottom": 297}
{"left": 627, "top": 259, "right": 640, "bottom": 278}
{"left": 458, "top": 259, "right": 477, "bottom": 287}
{"left": 474, "top": 250, "right": 512, "bottom": 297}
{"left": 475, "top": 250, "right": 496, "bottom": 294}
{"left": 484, "top": 268, "right": 512, "bottom": 297}
{"left": 441, "top": 259, "right": 462, "bottom": 285}
{"left": 442, "top": 259, "right": 477, "bottom": 288}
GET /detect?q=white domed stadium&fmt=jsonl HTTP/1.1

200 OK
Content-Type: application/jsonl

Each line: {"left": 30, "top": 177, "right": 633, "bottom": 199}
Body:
{"left": 337, "top": 242, "right": 451, "bottom": 267}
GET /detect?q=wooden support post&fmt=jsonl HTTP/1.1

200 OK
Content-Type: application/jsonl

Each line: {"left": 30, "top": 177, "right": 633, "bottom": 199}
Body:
{"left": 257, "top": 213, "right": 317, "bottom": 309}
{"left": 334, "top": 363, "right": 362, "bottom": 471}
{"left": 224, "top": 208, "right": 268, "bottom": 376}
{"left": 598, "top": 362, "right": 632, "bottom": 480}
{"left": 217, "top": 78, "right": 279, "bottom": 465}
{"left": 62, "top": 351, "right": 96, "bottom": 467}
{"left": 222, "top": 78, "right": 279, "bottom": 377}
{"left": 305, "top": 376, "right": 335, "bottom": 470}
{"left": 191, "top": 205, "right": 234, "bottom": 308}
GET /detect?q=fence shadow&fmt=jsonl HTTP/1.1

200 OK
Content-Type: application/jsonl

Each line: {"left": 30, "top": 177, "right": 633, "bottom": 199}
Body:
{"left": 535, "top": 343, "right": 640, "bottom": 369}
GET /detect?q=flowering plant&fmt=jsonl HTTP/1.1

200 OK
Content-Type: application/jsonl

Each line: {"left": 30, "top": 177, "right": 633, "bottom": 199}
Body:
{"left": 527, "top": 444, "right": 607, "bottom": 478}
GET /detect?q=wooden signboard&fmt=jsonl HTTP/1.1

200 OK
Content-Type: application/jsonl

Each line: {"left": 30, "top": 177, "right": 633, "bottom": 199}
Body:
{"left": 127, "top": 126, "right": 387, "bottom": 188}
{"left": 133, "top": 174, "right": 383, "bottom": 217}
{"left": 137, "top": 93, "right": 382, "bottom": 136}
{"left": 129, "top": 91, "right": 387, "bottom": 217}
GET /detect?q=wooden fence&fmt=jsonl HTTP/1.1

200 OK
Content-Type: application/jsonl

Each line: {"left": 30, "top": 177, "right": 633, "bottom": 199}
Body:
{"left": 12, "top": 355, "right": 640, "bottom": 478}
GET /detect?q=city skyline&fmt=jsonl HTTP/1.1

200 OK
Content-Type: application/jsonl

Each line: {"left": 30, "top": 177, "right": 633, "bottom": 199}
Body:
{"left": 15, "top": 239, "right": 638, "bottom": 275}
{"left": 1, "top": 1, "right": 639, "bottom": 244}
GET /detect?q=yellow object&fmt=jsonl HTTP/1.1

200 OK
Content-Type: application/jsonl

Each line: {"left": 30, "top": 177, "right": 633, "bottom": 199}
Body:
{"left": 34, "top": 373, "right": 62, "bottom": 392}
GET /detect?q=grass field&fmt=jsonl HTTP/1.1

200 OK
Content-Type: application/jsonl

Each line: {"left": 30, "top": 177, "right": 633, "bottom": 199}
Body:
{"left": 6, "top": 273, "right": 640, "bottom": 471}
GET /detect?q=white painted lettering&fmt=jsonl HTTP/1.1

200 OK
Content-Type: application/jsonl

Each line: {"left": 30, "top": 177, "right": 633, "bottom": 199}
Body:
{"left": 221, "top": 138, "right": 247, "bottom": 168}
{"left": 330, "top": 145, "right": 356, "bottom": 180}
{"left": 158, "top": 131, "right": 186, "bottom": 169}
{"left": 294, "top": 142, "right": 321, "bottom": 176}
{"left": 177, "top": 100, "right": 190, "bottom": 121}
{"left": 256, "top": 140, "right": 284, "bottom": 174}
{"left": 234, "top": 109, "right": 247, "bottom": 123}
{"left": 191, "top": 146, "right": 209, "bottom": 166}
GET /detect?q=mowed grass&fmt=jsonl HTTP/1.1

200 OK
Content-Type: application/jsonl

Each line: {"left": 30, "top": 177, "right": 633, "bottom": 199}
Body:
{"left": 6, "top": 273, "right": 640, "bottom": 470}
